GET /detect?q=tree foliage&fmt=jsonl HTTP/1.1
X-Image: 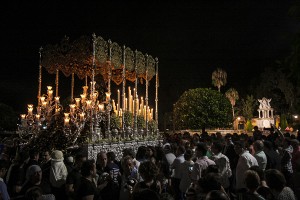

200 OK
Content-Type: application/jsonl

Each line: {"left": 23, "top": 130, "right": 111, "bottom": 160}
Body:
{"left": 239, "top": 95, "right": 257, "bottom": 120}
{"left": 225, "top": 88, "right": 239, "bottom": 118}
{"left": 212, "top": 68, "right": 227, "bottom": 92}
{"left": 173, "top": 88, "right": 232, "bottom": 130}
{"left": 255, "top": 67, "right": 299, "bottom": 115}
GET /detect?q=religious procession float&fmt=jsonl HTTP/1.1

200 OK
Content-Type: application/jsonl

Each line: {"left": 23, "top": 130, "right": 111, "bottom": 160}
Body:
{"left": 17, "top": 34, "right": 162, "bottom": 159}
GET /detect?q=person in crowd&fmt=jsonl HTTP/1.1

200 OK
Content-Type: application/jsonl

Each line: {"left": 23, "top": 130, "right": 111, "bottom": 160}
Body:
{"left": 291, "top": 139, "right": 300, "bottom": 172}
{"left": 102, "top": 151, "right": 121, "bottom": 200}
{"left": 279, "top": 137, "right": 293, "bottom": 184}
{"left": 249, "top": 166, "right": 274, "bottom": 200}
{"left": 234, "top": 140, "right": 258, "bottom": 191}
{"left": 253, "top": 126, "right": 263, "bottom": 141}
{"left": 205, "top": 190, "right": 230, "bottom": 200}
{"left": 49, "top": 150, "right": 68, "bottom": 199}
{"left": 0, "top": 159, "right": 10, "bottom": 200}
{"left": 119, "top": 155, "right": 140, "bottom": 200}
{"left": 24, "top": 186, "right": 55, "bottom": 200}
{"left": 290, "top": 158, "right": 300, "bottom": 199}
{"left": 179, "top": 149, "right": 194, "bottom": 199}
{"left": 263, "top": 140, "right": 281, "bottom": 170}
{"left": 122, "top": 148, "right": 140, "bottom": 169}
{"left": 21, "top": 149, "right": 40, "bottom": 186}
{"left": 155, "top": 146, "right": 172, "bottom": 194}
{"left": 145, "top": 146, "right": 157, "bottom": 163}
{"left": 136, "top": 146, "right": 147, "bottom": 163}
{"left": 197, "top": 173, "right": 224, "bottom": 199}
{"left": 243, "top": 170, "right": 266, "bottom": 200}
{"left": 65, "top": 153, "right": 87, "bottom": 200}
{"left": 163, "top": 143, "right": 176, "bottom": 168}
{"left": 77, "top": 159, "right": 100, "bottom": 200}
{"left": 253, "top": 140, "right": 267, "bottom": 171}
{"left": 171, "top": 145, "right": 185, "bottom": 200}
{"left": 64, "top": 155, "right": 74, "bottom": 173}
{"left": 20, "top": 165, "right": 52, "bottom": 196}
{"left": 96, "top": 151, "right": 107, "bottom": 175}
{"left": 211, "top": 141, "right": 232, "bottom": 191}
{"left": 191, "top": 142, "right": 215, "bottom": 183}
{"left": 6, "top": 150, "right": 28, "bottom": 197}
{"left": 40, "top": 150, "right": 52, "bottom": 187}
{"left": 133, "top": 160, "right": 162, "bottom": 195}
{"left": 265, "top": 169, "right": 296, "bottom": 200}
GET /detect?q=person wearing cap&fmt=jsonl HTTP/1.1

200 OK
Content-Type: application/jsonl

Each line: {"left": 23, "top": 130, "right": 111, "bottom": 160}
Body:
{"left": 50, "top": 150, "right": 68, "bottom": 199}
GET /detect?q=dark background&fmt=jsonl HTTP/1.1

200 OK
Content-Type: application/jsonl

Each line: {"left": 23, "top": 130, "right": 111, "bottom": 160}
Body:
{"left": 1, "top": 1, "right": 298, "bottom": 118}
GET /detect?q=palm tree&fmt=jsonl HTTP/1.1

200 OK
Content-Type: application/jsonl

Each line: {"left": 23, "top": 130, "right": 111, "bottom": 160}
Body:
{"left": 212, "top": 68, "right": 227, "bottom": 92}
{"left": 225, "top": 88, "right": 239, "bottom": 119}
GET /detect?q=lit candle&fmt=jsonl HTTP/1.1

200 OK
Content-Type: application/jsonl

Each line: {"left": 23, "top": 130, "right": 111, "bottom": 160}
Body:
{"left": 54, "top": 96, "right": 60, "bottom": 104}
{"left": 112, "top": 100, "right": 116, "bottom": 113}
{"left": 80, "top": 94, "right": 86, "bottom": 103}
{"left": 125, "top": 98, "right": 128, "bottom": 111}
{"left": 98, "top": 103, "right": 104, "bottom": 111}
{"left": 117, "top": 89, "right": 120, "bottom": 114}
{"left": 64, "top": 118, "right": 70, "bottom": 126}
{"left": 35, "top": 114, "right": 40, "bottom": 122}
{"left": 27, "top": 104, "right": 34, "bottom": 115}
{"left": 105, "top": 92, "right": 111, "bottom": 102}
{"left": 82, "top": 86, "right": 88, "bottom": 95}
{"left": 20, "top": 114, "right": 26, "bottom": 120}
{"left": 75, "top": 98, "right": 81, "bottom": 107}
{"left": 79, "top": 112, "right": 85, "bottom": 121}
{"left": 136, "top": 98, "right": 139, "bottom": 113}
{"left": 70, "top": 104, "right": 76, "bottom": 114}
{"left": 86, "top": 100, "right": 92, "bottom": 109}
{"left": 42, "top": 101, "right": 47, "bottom": 108}
{"left": 40, "top": 96, "right": 45, "bottom": 103}
{"left": 48, "top": 90, "right": 53, "bottom": 100}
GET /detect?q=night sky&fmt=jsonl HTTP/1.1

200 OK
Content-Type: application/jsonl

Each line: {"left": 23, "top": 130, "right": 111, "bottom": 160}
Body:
{"left": 1, "top": 1, "right": 298, "bottom": 117}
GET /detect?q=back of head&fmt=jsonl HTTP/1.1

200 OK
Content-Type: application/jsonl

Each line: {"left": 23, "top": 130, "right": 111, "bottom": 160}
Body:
{"left": 106, "top": 151, "right": 116, "bottom": 162}
{"left": 81, "top": 159, "right": 95, "bottom": 177}
{"left": 196, "top": 142, "right": 208, "bottom": 156}
{"left": 245, "top": 170, "right": 260, "bottom": 190}
{"left": 253, "top": 140, "right": 264, "bottom": 152}
{"left": 184, "top": 149, "right": 194, "bottom": 160}
{"left": 265, "top": 169, "right": 286, "bottom": 192}
{"left": 205, "top": 190, "right": 229, "bottom": 200}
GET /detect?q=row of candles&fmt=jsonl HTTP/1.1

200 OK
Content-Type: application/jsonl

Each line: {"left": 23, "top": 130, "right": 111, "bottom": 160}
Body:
{"left": 21, "top": 84, "right": 154, "bottom": 127}
{"left": 111, "top": 87, "right": 154, "bottom": 121}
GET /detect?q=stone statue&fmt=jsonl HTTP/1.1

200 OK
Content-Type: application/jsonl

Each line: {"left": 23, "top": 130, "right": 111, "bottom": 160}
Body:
{"left": 258, "top": 98, "right": 272, "bottom": 109}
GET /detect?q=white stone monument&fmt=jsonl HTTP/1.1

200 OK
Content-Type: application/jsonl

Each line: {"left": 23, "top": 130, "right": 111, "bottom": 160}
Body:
{"left": 256, "top": 97, "right": 274, "bottom": 129}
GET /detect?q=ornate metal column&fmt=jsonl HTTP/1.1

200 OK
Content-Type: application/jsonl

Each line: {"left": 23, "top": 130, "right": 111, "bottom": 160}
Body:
{"left": 155, "top": 57, "right": 159, "bottom": 134}
{"left": 90, "top": 34, "right": 96, "bottom": 138}
{"left": 37, "top": 47, "right": 43, "bottom": 106}
{"left": 122, "top": 45, "right": 126, "bottom": 136}
{"left": 55, "top": 69, "right": 59, "bottom": 97}
{"left": 145, "top": 54, "right": 149, "bottom": 137}
{"left": 133, "top": 50, "right": 138, "bottom": 137}
{"left": 107, "top": 40, "right": 112, "bottom": 139}
{"left": 71, "top": 72, "right": 74, "bottom": 102}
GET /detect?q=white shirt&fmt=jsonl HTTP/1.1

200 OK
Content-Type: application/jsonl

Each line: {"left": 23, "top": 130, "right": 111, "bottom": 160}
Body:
{"left": 191, "top": 156, "right": 215, "bottom": 181}
{"left": 254, "top": 150, "right": 267, "bottom": 171}
{"left": 236, "top": 150, "right": 258, "bottom": 190}
{"left": 211, "top": 152, "right": 232, "bottom": 188}
{"left": 179, "top": 160, "right": 194, "bottom": 193}
{"left": 171, "top": 154, "right": 185, "bottom": 179}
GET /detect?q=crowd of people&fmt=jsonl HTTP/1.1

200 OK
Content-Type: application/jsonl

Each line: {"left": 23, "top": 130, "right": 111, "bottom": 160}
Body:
{"left": 0, "top": 125, "right": 299, "bottom": 200}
